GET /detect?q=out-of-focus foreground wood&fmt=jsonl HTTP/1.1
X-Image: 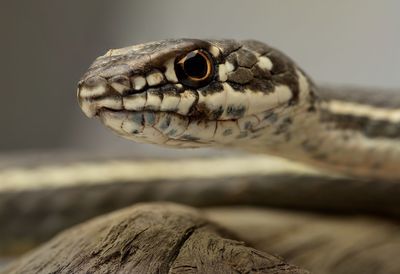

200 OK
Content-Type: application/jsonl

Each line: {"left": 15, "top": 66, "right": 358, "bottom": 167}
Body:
{"left": 2, "top": 203, "right": 308, "bottom": 274}
{"left": 206, "top": 207, "right": 400, "bottom": 274}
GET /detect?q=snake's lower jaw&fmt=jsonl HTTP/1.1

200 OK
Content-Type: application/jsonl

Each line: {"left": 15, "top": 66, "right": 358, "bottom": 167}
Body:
{"left": 96, "top": 107, "right": 272, "bottom": 148}
{"left": 97, "top": 109, "right": 211, "bottom": 147}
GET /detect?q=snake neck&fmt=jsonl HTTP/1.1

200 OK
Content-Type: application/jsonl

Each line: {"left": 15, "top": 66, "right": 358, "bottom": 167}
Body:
{"left": 237, "top": 84, "right": 400, "bottom": 181}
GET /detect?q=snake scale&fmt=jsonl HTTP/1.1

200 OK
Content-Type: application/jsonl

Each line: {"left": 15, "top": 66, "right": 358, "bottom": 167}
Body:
{"left": 78, "top": 39, "right": 400, "bottom": 180}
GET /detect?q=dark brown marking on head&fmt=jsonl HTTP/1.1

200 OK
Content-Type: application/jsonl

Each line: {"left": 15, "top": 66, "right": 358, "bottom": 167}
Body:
{"left": 267, "top": 52, "right": 288, "bottom": 75}
{"left": 227, "top": 48, "right": 258, "bottom": 68}
{"left": 159, "top": 83, "right": 179, "bottom": 93}
{"left": 146, "top": 88, "right": 164, "bottom": 100}
{"left": 227, "top": 67, "right": 254, "bottom": 84}
{"left": 247, "top": 78, "right": 275, "bottom": 94}
{"left": 226, "top": 81, "right": 246, "bottom": 92}
{"left": 198, "top": 81, "right": 224, "bottom": 96}
{"left": 224, "top": 44, "right": 302, "bottom": 103}
{"left": 192, "top": 101, "right": 223, "bottom": 120}
{"left": 251, "top": 65, "right": 272, "bottom": 79}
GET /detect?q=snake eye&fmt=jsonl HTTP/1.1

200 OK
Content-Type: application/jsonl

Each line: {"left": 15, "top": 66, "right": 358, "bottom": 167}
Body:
{"left": 174, "top": 49, "right": 214, "bottom": 88}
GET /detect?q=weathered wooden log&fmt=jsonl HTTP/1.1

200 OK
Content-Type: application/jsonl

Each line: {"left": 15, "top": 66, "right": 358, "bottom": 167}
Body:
{"left": 2, "top": 203, "right": 308, "bottom": 274}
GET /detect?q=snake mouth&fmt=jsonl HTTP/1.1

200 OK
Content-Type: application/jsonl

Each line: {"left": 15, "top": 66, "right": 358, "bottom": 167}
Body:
{"left": 78, "top": 78, "right": 296, "bottom": 147}
{"left": 97, "top": 106, "right": 234, "bottom": 122}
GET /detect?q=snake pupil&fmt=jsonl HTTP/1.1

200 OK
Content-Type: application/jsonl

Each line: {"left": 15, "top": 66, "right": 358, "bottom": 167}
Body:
{"left": 175, "top": 49, "right": 214, "bottom": 88}
{"left": 183, "top": 51, "right": 208, "bottom": 79}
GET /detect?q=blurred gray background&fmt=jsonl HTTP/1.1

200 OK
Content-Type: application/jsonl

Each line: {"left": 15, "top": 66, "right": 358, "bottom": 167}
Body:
{"left": 1, "top": 0, "right": 399, "bottom": 156}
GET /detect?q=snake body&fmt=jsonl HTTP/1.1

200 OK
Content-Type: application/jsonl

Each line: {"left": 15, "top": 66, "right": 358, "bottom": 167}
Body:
{"left": 78, "top": 39, "right": 400, "bottom": 180}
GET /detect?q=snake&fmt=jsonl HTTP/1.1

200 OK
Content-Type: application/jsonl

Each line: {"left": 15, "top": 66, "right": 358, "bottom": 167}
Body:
{"left": 1, "top": 39, "right": 400, "bottom": 268}
{"left": 78, "top": 38, "right": 400, "bottom": 181}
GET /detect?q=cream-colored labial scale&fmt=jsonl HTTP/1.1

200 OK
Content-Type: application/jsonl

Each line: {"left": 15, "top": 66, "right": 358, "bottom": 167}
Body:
{"left": 146, "top": 71, "right": 164, "bottom": 86}
{"left": 163, "top": 59, "right": 178, "bottom": 83}
{"left": 123, "top": 93, "right": 147, "bottom": 111}
{"left": 145, "top": 92, "right": 162, "bottom": 110}
{"left": 160, "top": 92, "right": 180, "bottom": 111}
{"left": 131, "top": 76, "right": 147, "bottom": 90}
{"left": 176, "top": 90, "right": 197, "bottom": 115}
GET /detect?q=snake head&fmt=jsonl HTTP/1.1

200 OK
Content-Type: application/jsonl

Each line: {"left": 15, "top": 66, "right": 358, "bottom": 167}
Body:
{"left": 78, "top": 39, "right": 312, "bottom": 147}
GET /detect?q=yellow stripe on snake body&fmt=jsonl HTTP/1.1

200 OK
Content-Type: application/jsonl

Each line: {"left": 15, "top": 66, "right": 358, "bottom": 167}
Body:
{"left": 77, "top": 39, "right": 400, "bottom": 180}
